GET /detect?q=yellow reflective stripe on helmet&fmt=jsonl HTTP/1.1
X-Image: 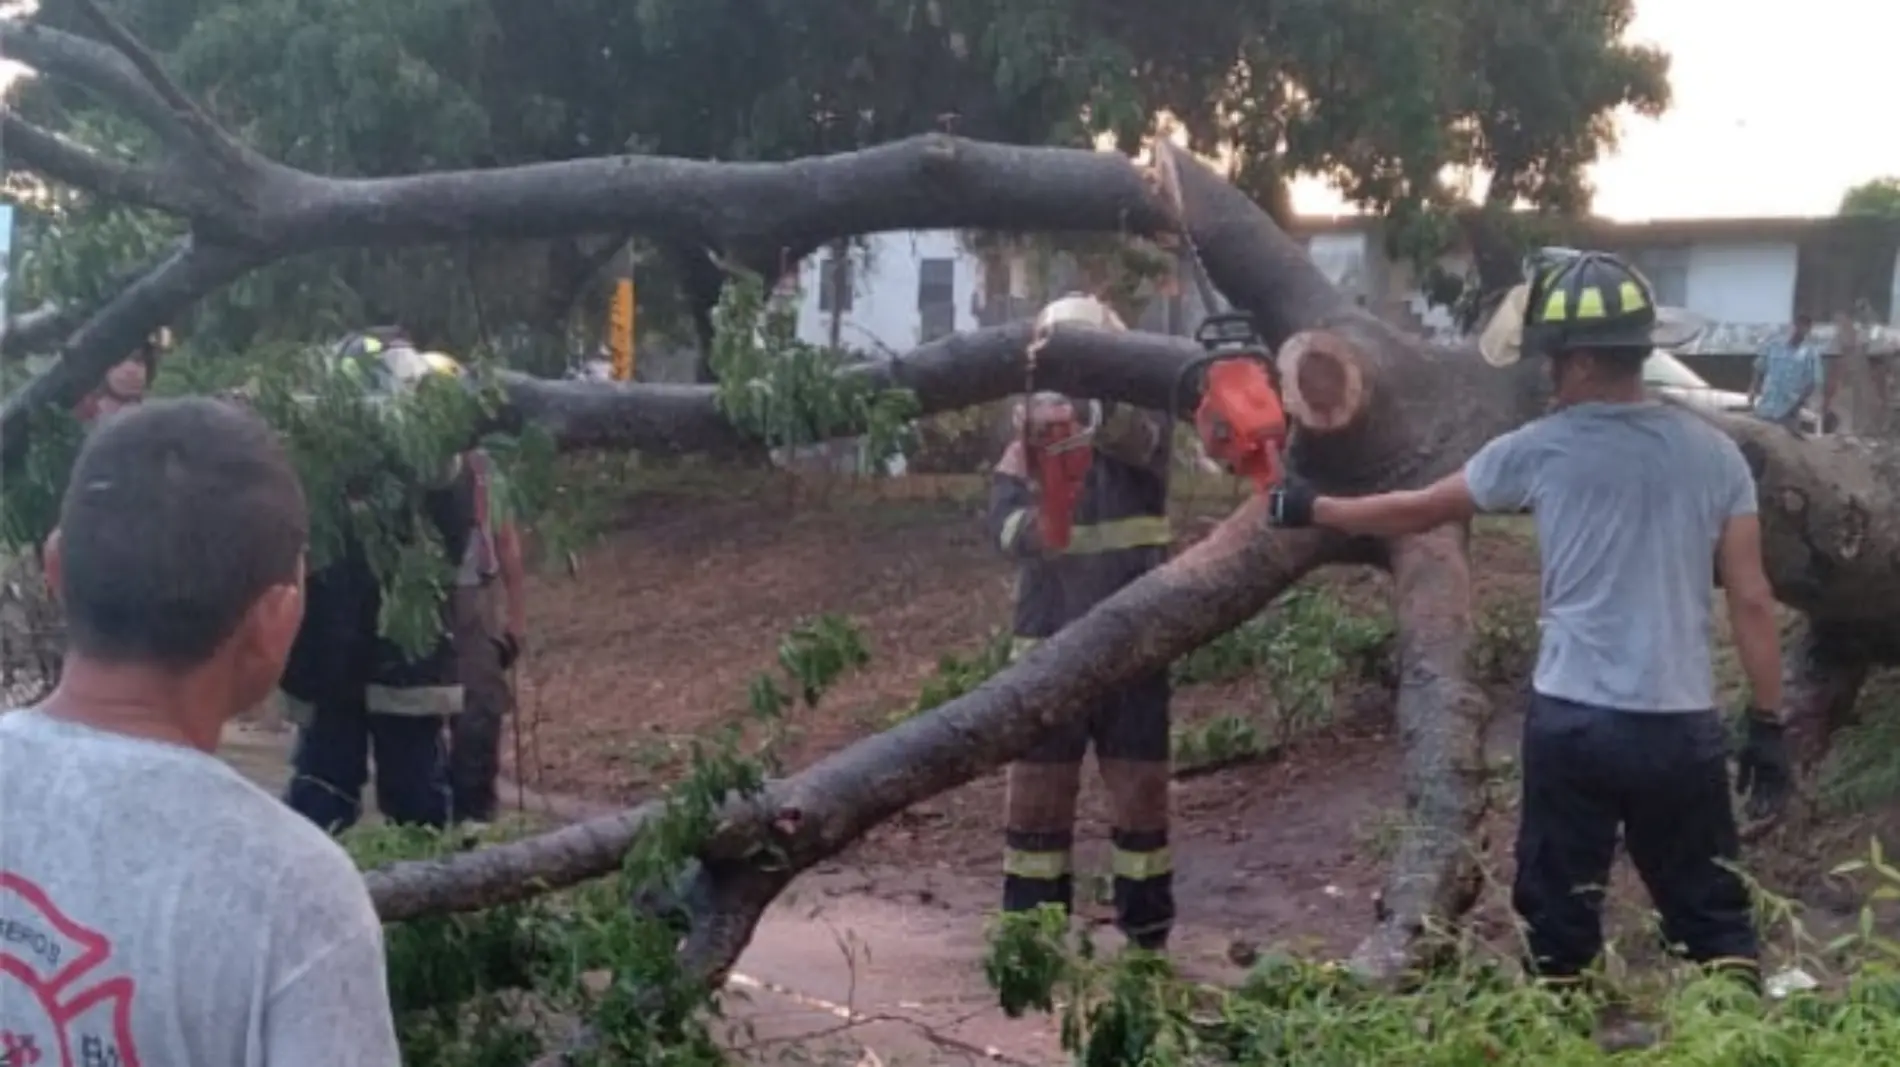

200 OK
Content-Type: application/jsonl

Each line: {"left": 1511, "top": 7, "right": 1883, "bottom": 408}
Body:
{"left": 1004, "top": 848, "right": 1073, "bottom": 880}
{"left": 1112, "top": 845, "right": 1172, "bottom": 881}
{"left": 1009, "top": 636, "right": 1041, "bottom": 662}
{"left": 1541, "top": 288, "right": 1568, "bottom": 323}
{"left": 1618, "top": 281, "right": 1646, "bottom": 312}
{"left": 1064, "top": 515, "right": 1171, "bottom": 555}
{"left": 999, "top": 508, "right": 1030, "bottom": 552}
{"left": 1575, "top": 286, "right": 1606, "bottom": 319}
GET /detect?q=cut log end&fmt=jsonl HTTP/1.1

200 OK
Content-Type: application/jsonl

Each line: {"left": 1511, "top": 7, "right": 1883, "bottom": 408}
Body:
{"left": 1276, "top": 330, "right": 1366, "bottom": 432}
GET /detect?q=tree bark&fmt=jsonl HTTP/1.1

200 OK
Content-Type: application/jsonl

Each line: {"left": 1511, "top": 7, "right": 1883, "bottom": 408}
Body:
{"left": 1354, "top": 525, "right": 1491, "bottom": 978}
{"left": 1779, "top": 619, "right": 1873, "bottom": 773}
{"left": 498, "top": 322, "right": 1205, "bottom": 454}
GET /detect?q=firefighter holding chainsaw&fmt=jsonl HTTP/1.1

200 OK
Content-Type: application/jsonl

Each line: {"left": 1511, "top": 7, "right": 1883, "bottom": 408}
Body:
{"left": 988, "top": 295, "right": 1178, "bottom": 950}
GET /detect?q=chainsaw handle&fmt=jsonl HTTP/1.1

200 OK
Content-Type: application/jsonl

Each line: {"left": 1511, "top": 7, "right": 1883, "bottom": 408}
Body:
{"left": 1170, "top": 349, "right": 1278, "bottom": 417}
{"left": 1193, "top": 311, "right": 1265, "bottom": 351}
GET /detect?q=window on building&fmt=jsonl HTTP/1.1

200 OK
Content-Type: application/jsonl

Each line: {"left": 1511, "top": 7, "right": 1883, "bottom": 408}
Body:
{"left": 919, "top": 257, "right": 955, "bottom": 342}
{"left": 1623, "top": 246, "right": 1690, "bottom": 307}
{"left": 818, "top": 248, "right": 853, "bottom": 314}
{"left": 981, "top": 255, "right": 1017, "bottom": 326}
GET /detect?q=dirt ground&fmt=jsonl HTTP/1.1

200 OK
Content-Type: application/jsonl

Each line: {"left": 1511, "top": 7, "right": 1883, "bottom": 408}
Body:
{"left": 221, "top": 467, "right": 1900, "bottom": 1062}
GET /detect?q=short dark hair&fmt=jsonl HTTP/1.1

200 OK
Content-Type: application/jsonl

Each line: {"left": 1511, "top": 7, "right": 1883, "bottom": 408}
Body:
{"left": 58, "top": 397, "right": 309, "bottom": 669}
{"left": 1565, "top": 346, "right": 1649, "bottom": 378}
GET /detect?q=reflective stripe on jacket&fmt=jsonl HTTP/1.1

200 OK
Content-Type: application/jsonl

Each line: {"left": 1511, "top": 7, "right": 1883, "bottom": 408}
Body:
{"left": 987, "top": 404, "right": 1173, "bottom": 639}
{"left": 280, "top": 462, "right": 477, "bottom": 718}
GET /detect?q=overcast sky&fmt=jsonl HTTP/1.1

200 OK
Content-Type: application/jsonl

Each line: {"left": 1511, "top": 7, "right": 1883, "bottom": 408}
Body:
{"left": 1293, "top": 0, "right": 1898, "bottom": 220}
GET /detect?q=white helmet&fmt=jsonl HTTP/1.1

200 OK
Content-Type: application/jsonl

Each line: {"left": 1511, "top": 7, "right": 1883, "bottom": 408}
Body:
{"left": 1033, "top": 293, "right": 1126, "bottom": 343}
{"left": 1024, "top": 294, "right": 1119, "bottom": 435}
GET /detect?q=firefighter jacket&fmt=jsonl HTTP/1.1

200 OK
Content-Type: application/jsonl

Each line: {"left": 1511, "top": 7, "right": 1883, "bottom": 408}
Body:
{"left": 280, "top": 458, "right": 477, "bottom": 722}
{"left": 987, "top": 403, "right": 1173, "bottom": 644}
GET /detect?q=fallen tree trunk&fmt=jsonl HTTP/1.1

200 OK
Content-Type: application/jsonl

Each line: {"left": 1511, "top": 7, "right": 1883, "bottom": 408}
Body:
{"left": 12, "top": 1, "right": 1900, "bottom": 1006}
{"left": 369, "top": 515, "right": 1368, "bottom": 962}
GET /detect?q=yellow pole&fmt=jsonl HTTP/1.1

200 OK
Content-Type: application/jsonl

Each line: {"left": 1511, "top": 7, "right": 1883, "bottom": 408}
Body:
{"left": 609, "top": 277, "right": 635, "bottom": 380}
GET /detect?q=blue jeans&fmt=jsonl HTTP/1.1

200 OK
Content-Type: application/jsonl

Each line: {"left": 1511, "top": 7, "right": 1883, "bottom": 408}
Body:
{"left": 284, "top": 696, "right": 452, "bottom": 833}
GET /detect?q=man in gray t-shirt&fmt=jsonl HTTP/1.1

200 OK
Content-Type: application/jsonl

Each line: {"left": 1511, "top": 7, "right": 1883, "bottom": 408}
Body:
{"left": 0, "top": 399, "right": 400, "bottom": 1066}
{"left": 1266, "top": 250, "right": 1790, "bottom": 986}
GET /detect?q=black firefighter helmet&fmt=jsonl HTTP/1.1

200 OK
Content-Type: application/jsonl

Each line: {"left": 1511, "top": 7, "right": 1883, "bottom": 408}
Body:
{"left": 1518, "top": 248, "right": 1702, "bottom": 358}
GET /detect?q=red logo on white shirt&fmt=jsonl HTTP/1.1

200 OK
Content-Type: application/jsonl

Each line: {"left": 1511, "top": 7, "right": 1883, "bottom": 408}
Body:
{"left": 0, "top": 873, "right": 141, "bottom": 1067}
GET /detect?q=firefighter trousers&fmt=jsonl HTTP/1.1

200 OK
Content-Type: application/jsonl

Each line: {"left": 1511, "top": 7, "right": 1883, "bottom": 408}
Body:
{"left": 1003, "top": 664, "right": 1173, "bottom": 949}
{"left": 1514, "top": 691, "right": 1759, "bottom": 981}
{"left": 284, "top": 695, "right": 453, "bottom": 833}
{"left": 448, "top": 584, "right": 513, "bottom": 823}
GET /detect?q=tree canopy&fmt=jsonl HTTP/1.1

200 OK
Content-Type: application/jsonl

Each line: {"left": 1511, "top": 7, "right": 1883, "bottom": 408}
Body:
{"left": 1841, "top": 177, "right": 1900, "bottom": 219}
{"left": 6, "top": 0, "right": 1671, "bottom": 374}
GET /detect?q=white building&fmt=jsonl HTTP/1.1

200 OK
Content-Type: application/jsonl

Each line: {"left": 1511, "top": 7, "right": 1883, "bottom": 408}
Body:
{"left": 774, "top": 214, "right": 1900, "bottom": 399}
{"left": 786, "top": 231, "right": 984, "bottom": 354}
{"left": 1290, "top": 214, "right": 1900, "bottom": 341}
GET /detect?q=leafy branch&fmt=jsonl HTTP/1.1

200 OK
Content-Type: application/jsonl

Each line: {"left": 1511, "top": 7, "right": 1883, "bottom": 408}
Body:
{"left": 0, "top": 340, "right": 550, "bottom": 661}
{"left": 708, "top": 271, "right": 920, "bottom": 470}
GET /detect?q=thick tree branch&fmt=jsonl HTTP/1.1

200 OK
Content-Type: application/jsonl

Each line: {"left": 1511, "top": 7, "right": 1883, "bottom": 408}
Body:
{"left": 1, "top": 303, "right": 77, "bottom": 359}
{"left": 0, "top": 111, "right": 193, "bottom": 214}
{"left": 1, "top": 21, "right": 1174, "bottom": 255}
{"left": 0, "top": 18, "right": 196, "bottom": 154}
{"left": 1719, "top": 414, "right": 1900, "bottom": 631}
{"left": 1154, "top": 142, "right": 1351, "bottom": 348}
{"left": 1778, "top": 619, "right": 1872, "bottom": 775}
{"left": 4, "top": 8, "right": 1184, "bottom": 459}
{"left": 0, "top": 240, "right": 262, "bottom": 455}
{"left": 1, "top": 240, "right": 188, "bottom": 361}
{"left": 288, "top": 136, "right": 1172, "bottom": 254}
{"left": 499, "top": 322, "right": 1203, "bottom": 453}
{"left": 366, "top": 512, "right": 1361, "bottom": 932}
{"left": 1351, "top": 525, "right": 1490, "bottom": 982}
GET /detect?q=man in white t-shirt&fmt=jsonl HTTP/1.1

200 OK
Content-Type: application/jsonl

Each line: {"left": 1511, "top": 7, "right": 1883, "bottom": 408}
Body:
{"left": 0, "top": 398, "right": 401, "bottom": 1065}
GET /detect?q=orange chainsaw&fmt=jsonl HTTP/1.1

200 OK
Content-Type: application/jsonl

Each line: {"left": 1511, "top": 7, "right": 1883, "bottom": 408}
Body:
{"left": 1022, "top": 396, "right": 1097, "bottom": 552}
{"left": 1173, "top": 312, "right": 1289, "bottom": 492}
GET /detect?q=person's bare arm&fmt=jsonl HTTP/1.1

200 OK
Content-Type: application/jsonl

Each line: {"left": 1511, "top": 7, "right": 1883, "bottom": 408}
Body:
{"left": 1718, "top": 513, "right": 1783, "bottom": 713}
{"left": 1311, "top": 474, "right": 1480, "bottom": 538}
{"left": 496, "top": 522, "right": 527, "bottom": 638}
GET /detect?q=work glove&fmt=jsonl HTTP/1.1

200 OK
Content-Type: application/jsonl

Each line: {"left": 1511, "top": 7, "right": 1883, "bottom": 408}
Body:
{"left": 1734, "top": 710, "right": 1792, "bottom": 825}
{"left": 492, "top": 632, "right": 522, "bottom": 671}
{"left": 1266, "top": 478, "right": 1317, "bottom": 528}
